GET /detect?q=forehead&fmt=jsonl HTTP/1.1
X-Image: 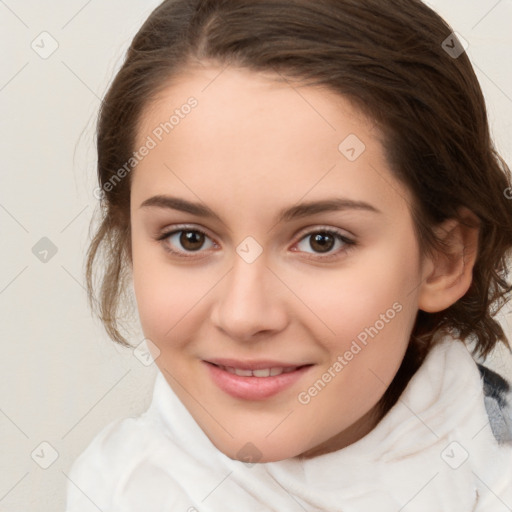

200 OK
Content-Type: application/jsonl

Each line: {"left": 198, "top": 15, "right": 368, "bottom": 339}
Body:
{"left": 137, "top": 64, "right": 373, "bottom": 149}
{"left": 132, "top": 65, "right": 412, "bottom": 220}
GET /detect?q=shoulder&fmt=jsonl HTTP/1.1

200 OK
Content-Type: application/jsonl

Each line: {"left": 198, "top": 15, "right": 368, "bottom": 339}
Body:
{"left": 65, "top": 414, "right": 158, "bottom": 511}
{"left": 477, "top": 362, "right": 512, "bottom": 445}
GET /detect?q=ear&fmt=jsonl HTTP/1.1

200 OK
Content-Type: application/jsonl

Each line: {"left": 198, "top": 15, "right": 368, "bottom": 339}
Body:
{"left": 418, "top": 207, "right": 480, "bottom": 313}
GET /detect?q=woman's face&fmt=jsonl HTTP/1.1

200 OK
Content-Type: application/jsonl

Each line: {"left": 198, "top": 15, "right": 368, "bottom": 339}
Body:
{"left": 129, "top": 64, "right": 428, "bottom": 462}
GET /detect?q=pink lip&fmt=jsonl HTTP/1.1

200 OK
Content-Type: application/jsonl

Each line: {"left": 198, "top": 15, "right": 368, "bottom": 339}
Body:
{"left": 204, "top": 361, "right": 313, "bottom": 401}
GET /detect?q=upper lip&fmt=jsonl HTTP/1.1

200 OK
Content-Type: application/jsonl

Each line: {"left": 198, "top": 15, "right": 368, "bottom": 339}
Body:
{"left": 205, "top": 358, "right": 312, "bottom": 370}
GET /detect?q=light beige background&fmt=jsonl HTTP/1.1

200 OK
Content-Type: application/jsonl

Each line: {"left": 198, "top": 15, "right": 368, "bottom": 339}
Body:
{"left": 0, "top": 1, "right": 511, "bottom": 510}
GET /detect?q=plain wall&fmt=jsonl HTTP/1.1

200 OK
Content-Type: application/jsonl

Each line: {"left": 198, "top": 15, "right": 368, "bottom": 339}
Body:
{"left": 0, "top": 1, "right": 511, "bottom": 510}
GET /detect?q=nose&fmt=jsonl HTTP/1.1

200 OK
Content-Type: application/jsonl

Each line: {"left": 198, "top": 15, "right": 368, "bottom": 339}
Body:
{"left": 210, "top": 254, "right": 289, "bottom": 342}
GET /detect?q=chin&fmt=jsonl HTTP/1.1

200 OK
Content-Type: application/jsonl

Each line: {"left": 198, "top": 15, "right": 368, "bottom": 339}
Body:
{"left": 216, "top": 438, "right": 305, "bottom": 464}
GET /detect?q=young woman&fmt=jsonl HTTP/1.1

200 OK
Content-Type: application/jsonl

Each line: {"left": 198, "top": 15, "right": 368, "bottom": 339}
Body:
{"left": 67, "top": 0, "right": 512, "bottom": 510}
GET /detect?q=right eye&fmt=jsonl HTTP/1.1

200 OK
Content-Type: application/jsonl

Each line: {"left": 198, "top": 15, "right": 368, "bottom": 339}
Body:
{"left": 157, "top": 226, "right": 217, "bottom": 258}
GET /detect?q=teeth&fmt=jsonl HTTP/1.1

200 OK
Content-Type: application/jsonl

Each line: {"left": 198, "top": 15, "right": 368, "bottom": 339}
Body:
{"left": 253, "top": 368, "right": 271, "bottom": 377}
{"left": 220, "top": 365, "right": 298, "bottom": 377}
{"left": 233, "top": 368, "right": 253, "bottom": 377}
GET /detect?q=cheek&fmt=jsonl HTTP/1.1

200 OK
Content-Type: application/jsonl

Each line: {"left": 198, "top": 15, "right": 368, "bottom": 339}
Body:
{"left": 288, "top": 238, "right": 421, "bottom": 351}
{"left": 131, "top": 236, "right": 213, "bottom": 346}
{"left": 291, "top": 264, "right": 418, "bottom": 446}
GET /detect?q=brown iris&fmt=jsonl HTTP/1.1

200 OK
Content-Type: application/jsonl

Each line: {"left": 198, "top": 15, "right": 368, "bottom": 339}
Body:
{"left": 309, "top": 232, "right": 335, "bottom": 253}
{"left": 180, "top": 230, "right": 205, "bottom": 251}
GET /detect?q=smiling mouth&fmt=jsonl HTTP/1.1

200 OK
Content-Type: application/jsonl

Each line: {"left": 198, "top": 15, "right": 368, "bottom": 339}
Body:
{"left": 211, "top": 364, "right": 304, "bottom": 378}
{"left": 204, "top": 361, "right": 314, "bottom": 400}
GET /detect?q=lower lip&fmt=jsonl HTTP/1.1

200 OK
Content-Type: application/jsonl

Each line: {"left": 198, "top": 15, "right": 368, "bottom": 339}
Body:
{"left": 204, "top": 362, "right": 312, "bottom": 400}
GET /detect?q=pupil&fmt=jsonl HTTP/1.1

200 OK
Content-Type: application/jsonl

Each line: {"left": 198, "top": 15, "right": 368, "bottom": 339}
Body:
{"left": 310, "top": 233, "right": 334, "bottom": 253}
{"left": 181, "top": 231, "right": 204, "bottom": 251}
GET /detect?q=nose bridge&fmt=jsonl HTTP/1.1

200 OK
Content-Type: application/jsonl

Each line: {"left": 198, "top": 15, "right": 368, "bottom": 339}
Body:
{"left": 230, "top": 252, "right": 269, "bottom": 302}
{"left": 211, "top": 250, "right": 287, "bottom": 339}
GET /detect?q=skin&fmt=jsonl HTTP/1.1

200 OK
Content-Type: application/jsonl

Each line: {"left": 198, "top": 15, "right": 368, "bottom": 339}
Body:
{"left": 129, "top": 64, "right": 479, "bottom": 462}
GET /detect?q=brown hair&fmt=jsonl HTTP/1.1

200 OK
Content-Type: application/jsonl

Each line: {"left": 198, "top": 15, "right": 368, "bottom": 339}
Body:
{"left": 86, "top": 0, "right": 512, "bottom": 413}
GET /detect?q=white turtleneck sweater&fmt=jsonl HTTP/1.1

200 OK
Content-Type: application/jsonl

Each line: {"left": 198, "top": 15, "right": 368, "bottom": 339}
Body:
{"left": 65, "top": 337, "right": 512, "bottom": 511}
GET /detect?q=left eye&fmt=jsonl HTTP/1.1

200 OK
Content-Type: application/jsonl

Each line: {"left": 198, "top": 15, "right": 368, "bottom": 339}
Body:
{"left": 294, "top": 230, "right": 353, "bottom": 256}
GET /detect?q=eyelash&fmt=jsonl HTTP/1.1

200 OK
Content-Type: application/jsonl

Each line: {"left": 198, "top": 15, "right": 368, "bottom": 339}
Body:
{"left": 156, "top": 224, "right": 356, "bottom": 261}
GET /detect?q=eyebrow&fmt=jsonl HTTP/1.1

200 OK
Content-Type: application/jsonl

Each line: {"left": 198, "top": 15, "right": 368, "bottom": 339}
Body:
{"left": 139, "top": 195, "right": 381, "bottom": 223}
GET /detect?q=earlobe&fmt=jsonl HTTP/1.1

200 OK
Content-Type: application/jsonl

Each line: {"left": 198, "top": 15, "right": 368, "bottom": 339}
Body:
{"left": 418, "top": 208, "right": 480, "bottom": 313}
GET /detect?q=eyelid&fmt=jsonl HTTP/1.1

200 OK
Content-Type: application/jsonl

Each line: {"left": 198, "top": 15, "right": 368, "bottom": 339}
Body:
{"left": 157, "top": 223, "right": 216, "bottom": 241}
{"left": 293, "top": 224, "right": 355, "bottom": 242}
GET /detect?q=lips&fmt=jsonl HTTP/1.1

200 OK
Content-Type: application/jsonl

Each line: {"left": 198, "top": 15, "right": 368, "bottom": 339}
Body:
{"left": 204, "top": 359, "right": 313, "bottom": 400}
